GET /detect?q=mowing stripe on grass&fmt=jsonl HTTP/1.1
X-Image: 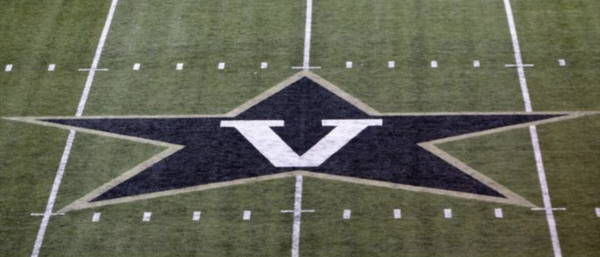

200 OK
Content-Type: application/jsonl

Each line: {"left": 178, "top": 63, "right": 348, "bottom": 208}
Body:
{"left": 30, "top": 0, "right": 120, "bottom": 256}
{"left": 503, "top": 1, "right": 562, "bottom": 256}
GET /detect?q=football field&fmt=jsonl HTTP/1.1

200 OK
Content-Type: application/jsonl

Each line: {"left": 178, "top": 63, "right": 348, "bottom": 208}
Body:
{"left": 1, "top": 0, "right": 599, "bottom": 256}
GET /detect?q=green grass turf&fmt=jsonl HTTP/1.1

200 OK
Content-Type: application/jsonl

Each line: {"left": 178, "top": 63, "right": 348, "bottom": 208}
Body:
{"left": 0, "top": 0, "right": 599, "bottom": 256}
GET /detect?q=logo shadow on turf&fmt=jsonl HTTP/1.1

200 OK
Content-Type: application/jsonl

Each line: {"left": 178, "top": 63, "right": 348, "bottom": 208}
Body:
{"left": 4, "top": 71, "right": 597, "bottom": 212}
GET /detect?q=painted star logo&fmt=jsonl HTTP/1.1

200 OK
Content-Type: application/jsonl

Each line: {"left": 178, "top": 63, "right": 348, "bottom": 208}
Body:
{"left": 7, "top": 72, "right": 591, "bottom": 212}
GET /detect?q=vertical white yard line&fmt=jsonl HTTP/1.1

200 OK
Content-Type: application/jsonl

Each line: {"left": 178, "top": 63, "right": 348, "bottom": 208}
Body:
{"left": 31, "top": 1, "right": 119, "bottom": 257}
{"left": 503, "top": 0, "right": 532, "bottom": 112}
{"left": 529, "top": 125, "right": 562, "bottom": 257}
{"left": 291, "top": 175, "right": 304, "bottom": 257}
{"left": 302, "top": 0, "right": 313, "bottom": 70}
{"left": 503, "top": 1, "right": 562, "bottom": 256}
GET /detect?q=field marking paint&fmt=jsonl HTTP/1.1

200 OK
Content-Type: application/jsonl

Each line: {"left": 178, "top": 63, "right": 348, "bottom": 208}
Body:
{"left": 5, "top": 64, "right": 12, "bottom": 72}
{"left": 346, "top": 61, "right": 353, "bottom": 69}
{"left": 474, "top": 60, "right": 480, "bottom": 68}
{"left": 133, "top": 63, "right": 140, "bottom": 71}
{"left": 192, "top": 211, "right": 201, "bottom": 221}
{"left": 30, "top": 213, "right": 64, "bottom": 217}
{"left": 78, "top": 68, "right": 108, "bottom": 72}
{"left": 444, "top": 209, "right": 452, "bottom": 219}
{"left": 92, "top": 212, "right": 101, "bottom": 222}
{"left": 302, "top": 0, "right": 313, "bottom": 70}
{"left": 595, "top": 208, "right": 600, "bottom": 218}
{"left": 558, "top": 59, "right": 566, "bottom": 67}
{"left": 143, "top": 212, "right": 152, "bottom": 222}
{"left": 503, "top": 0, "right": 532, "bottom": 112}
{"left": 261, "top": 62, "right": 268, "bottom": 69}
{"left": 531, "top": 207, "right": 566, "bottom": 211}
{"left": 388, "top": 61, "right": 395, "bottom": 68}
{"left": 530, "top": 125, "right": 562, "bottom": 257}
{"left": 343, "top": 209, "right": 351, "bottom": 220}
{"left": 504, "top": 1, "right": 562, "bottom": 255}
{"left": 30, "top": 0, "right": 119, "bottom": 256}
{"left": 218, "top": 62, "right": 225, "bottom": 70}
{"left": 243, "top": 211, "right": 251, "bottom": 220}
{"left": 505, "top": 64, "right": 534, "bottom": 68}
{"left": 48, "top": 64, "right": 56, "bottom": 72}
{"left": 393, "top": 209, "right": 402, "bottom": 219}
{"left": 176, "top": 63, "right": 184, "bottom": 70}
{"left": 431, "top": 60, "right": 438, "bottom": 68}
{"left": 495, "top": 208, "right": 504, "bottom": 219}
{"left": 291, "top": 175, "right": 305, "bottom": 257}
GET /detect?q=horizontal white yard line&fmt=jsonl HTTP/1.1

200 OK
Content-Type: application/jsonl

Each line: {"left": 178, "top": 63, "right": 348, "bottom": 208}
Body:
{"left": 143, "top": 212, "right": 152, "bottom": 222}
{"left": 243, "top": 210, "right": 251, "bottom": 220}
{"left": 444, "top": 209, "right": 452, "bottom": 219}
{"left": 393, "top": 209, "right": 401, "bottom": 219}
{"left": 495, "top": 208, "right": 503, "bottom": 219}
{"left": 78, "top": 68, "right": 108, "bottom": 71}
{"left": 92, "top": 213, "right": 101, "bottom": 222}
{"left": 505, "top": 64, "right": 534, "bottom": 68}
{"left": 343, "top": 209, "right": 351, "bottom": 220}
{"left": 192, "top": 211, "right": 201, "bottom": 221}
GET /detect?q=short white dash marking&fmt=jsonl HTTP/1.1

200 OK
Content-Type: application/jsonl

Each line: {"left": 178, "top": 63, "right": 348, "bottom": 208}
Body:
{"left": 346, "top": 61, "right": 353, "bottom": 69}
{"left": 192, "top": 211, "right": 201, "bottom": 221}
{"left": 474, "top": 60, "right": 480, "bottom": 68}
{"left": 133, "top": 63, "right": 140, "bottom": 71}
{"left": 48, "top": 64, "right": 56, "bottom": 72}
{"left": 595, "top": 208, "right": 600, "bottom": 218}
{"left": 261, "top": 62, "right": 268, "bottom": 69}
{"left": 393, "top": 209, "right": 402, "bottom": 219}
{"left": 243, "top": 210, "right": 251, "bottom": 220}
{"left": 92, "top": 213, "right": 101, "bottom": 222}
{"left": 431, "top": 60, "right": 438, "bottom": 68}
{"left": 444, "top": 209, "right": 452, "bottom": 219}
{"left": 142, "top": 212, "right": 152, "bottom": 222}
{"left": 495, "top": 208, "right": 504, "bottom": 219}
{"left": 218, "top": 62, "right": 225, "bottom": 70}
{"left": 176, "top": 63, "right": 184, "bottom": 70}
{"left": 388, "top": 61, "right": 395, "bottom": 68}
{"left": 343, "top": 209, "right": 351, "bottom": 220}
{"left": 5, "top": 64, "right": 13, "bottom": 72}
{"left": 558, "top": 59, "right": 566, "bottom": 67}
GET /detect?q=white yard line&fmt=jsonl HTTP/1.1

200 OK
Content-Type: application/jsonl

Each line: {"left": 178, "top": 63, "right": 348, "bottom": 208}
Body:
{"left": 503, "top": 1, "right": 562, "bottom": 256}
{"left": 503, "top": 0, "right": 532, "bottom": 112}
{"left": 291, "top": 175, "right": 304, "bottom": 257}
{"left": 302, "top": 0, "right": 313, "bottom": 70}
{"left": 30, "top": 0, "right": 119, "bottom": 257}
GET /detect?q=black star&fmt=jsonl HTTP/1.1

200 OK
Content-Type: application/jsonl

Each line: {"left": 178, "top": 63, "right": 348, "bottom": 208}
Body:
{"left": 10, "top": 72, "right": 575, "bottom": 211}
